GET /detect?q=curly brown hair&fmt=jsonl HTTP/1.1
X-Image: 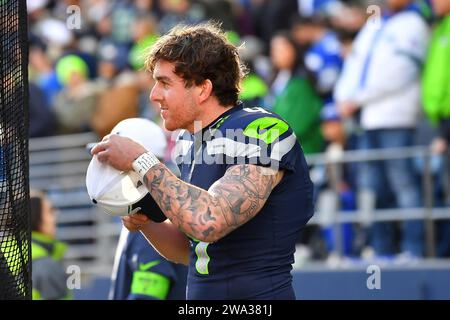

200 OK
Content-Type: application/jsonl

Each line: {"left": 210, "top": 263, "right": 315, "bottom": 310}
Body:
{"left": 145, "top": 22, "right": 247, "bottom": 107}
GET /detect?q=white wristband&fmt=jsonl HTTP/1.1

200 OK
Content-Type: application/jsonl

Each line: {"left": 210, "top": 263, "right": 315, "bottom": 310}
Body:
{"left": 132, "top": 152, "right": 160, "bottom": 178}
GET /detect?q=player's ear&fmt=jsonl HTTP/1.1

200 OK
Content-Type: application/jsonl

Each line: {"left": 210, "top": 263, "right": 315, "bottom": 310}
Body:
{"left": 198, "top": 79, "right": 213, "bottom": 103}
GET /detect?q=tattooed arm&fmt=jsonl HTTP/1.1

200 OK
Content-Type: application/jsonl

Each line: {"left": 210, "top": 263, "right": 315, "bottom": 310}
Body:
{"left": 92, "top": 135, "right": 284, "bottom": 244}
{"left": 143, "top": 163, "right": 284, "bottom": 243}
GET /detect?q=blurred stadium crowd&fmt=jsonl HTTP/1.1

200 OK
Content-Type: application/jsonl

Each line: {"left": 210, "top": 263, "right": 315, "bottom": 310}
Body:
{"left": 27, "top": 0, "right": 450, "bottom": 263}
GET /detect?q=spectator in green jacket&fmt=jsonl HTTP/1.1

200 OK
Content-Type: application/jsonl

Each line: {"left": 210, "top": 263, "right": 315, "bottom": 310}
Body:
{"left": 423, "top": 0, "right": 450, "bottom": 154}
{"left": 422, "top": 0, "right": 450, "bottom": 258}
{"left": 31, "top": 190, "right": 71, "bottom": 300}
{"left": 269, "top": 31, "right": 324, "bottom": 155}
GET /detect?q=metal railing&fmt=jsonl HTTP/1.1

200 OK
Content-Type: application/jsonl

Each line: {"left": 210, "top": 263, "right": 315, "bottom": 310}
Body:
{"left": 306, "top": 145, "right": 450, "bottom": 258}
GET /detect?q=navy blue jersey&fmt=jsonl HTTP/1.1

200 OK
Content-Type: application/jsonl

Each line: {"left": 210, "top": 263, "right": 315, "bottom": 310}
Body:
{"left": 110, "top": 228, "right": 187, "bottom": 300}
{"left": 173, "top": 103, "right": 314, "bottom": 300}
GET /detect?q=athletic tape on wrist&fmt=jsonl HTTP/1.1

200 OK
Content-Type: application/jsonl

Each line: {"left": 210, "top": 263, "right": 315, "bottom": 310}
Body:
{"left": 132, "top": 152, "right": 160, "bottom": 178}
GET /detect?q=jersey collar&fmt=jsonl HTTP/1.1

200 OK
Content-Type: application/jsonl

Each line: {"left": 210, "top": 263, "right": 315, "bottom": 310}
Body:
{"left": 200, "top": 101, "right": 244, "bottom": 136}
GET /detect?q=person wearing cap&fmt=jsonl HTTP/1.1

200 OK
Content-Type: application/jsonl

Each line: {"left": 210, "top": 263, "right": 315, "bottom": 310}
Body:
{"left": 108, "top": 120, "right": 187, "bottom": 300}
{"left": 53, "top": 54, "right": 106, "bottom": 134}
{"left": 91, "top": 22, "right": 314, "bottom": 300}
{"left": 30, "top": 190, "right": 72, "bottom": 300}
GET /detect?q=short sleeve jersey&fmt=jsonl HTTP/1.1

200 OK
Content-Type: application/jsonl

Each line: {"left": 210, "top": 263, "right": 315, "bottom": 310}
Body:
{"left": 173, "top": 103, "right": 314, "bottom": 300}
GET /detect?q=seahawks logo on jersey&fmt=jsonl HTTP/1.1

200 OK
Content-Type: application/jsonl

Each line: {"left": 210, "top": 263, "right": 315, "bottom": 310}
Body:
{"left": 243, "top": 117, "right": 289, "bottom": 145}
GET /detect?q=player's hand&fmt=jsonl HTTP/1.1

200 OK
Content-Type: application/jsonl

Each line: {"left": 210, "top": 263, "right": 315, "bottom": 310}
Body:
{"left": 122, "top": 213, "right": 151, "bottom": 232}
{"left": 91, "top": 134, "right": 147, "bottom": 171}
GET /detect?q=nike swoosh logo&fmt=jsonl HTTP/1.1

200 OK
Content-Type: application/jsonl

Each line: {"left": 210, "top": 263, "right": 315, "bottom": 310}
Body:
{"left": 139, "top": 260, "right": 161, "bottom": 271}
{"left": 257, "top": 122, "right": 278, "bottom": 135}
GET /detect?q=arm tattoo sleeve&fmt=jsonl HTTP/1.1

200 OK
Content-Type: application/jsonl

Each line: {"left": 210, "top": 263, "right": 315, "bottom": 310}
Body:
{"left": 143, "top": 164, "right": 283, "bottom": 243}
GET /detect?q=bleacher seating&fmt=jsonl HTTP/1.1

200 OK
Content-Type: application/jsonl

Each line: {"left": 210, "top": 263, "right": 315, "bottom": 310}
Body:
{"left": 29, "top": 132, "right": 122, "bottom": 279}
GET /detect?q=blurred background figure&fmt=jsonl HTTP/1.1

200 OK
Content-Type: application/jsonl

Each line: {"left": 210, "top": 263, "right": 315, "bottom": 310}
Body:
{"left": 291, "top": 12, "right": 345, "bottom": 148}
{"left": 109, "top": 121, "right": 187, "bottom": 300}
{"left": 250, "top": 0, "right": 299, "bottom": 44}
{"left": 236, "top": 34, "right": 269, "bottom": 108}
{"left": 268, "top": 31, "right": 324, "bottom": 155}
{"left": 157, "top": 0, "right": 206, "bottom": 34}
{"left": 266, "top": 31, "right": 326, "bottom": 259}
{"left": 31, "top": 190, "right": 72, "bottom": 300}
{"left": 90, "top": 41, "right": 140, "bottom": 138}
{"left": 53, "top": 54, "right": 105, "bottom": 134}
{"left": 29, "top": 82, "right": 57, "bottom": 138}
{"left": 422, "top": 0, "right": 450, "bottom": 257}
{"left": 128, "top": 13, "right": 159, "bottom": 71}
{"left": 28, "top": 35, "right": 62, "bottom": 108}
{"left": 334, "top": 0, "right": 431, "bottom": 258}
{"left": 423, "top": 0, "right": 450, "bottom": 156}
